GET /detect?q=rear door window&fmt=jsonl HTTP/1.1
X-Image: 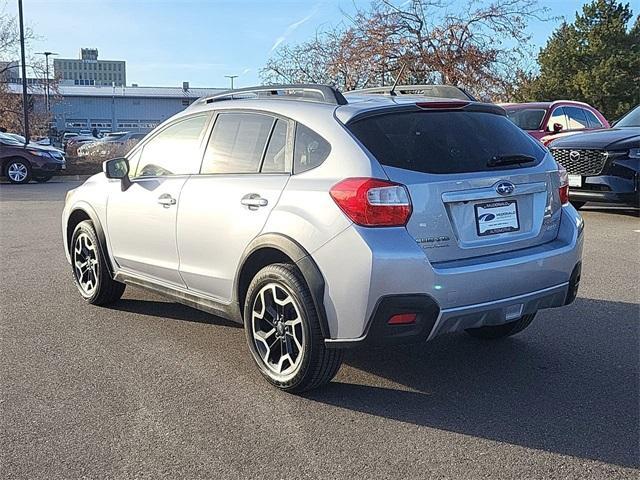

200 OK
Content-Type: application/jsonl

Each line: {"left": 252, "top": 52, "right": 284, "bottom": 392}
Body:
{"left": 565, "top": 106, "right": 589, "bottom": 130}
{"left": 261, "top": 119, "right": 290, "bottom": 173}
{"left": 347, "top": 110, "right": 545, "bottom": 174}
{"left": 201, "top": 113, "right": 273, "bottom": 174}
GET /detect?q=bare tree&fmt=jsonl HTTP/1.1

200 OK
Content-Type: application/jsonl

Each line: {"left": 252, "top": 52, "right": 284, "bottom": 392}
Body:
{"left": 261, "top": 0, "right": 550, "bottom": 100}
{"left": 0, "top": 3, "right": 54, "bottom": 136}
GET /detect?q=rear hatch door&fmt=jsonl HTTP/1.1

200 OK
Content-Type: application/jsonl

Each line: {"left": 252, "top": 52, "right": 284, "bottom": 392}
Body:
{"left": 347, "top": 104, "right": 562, "bottom": 263}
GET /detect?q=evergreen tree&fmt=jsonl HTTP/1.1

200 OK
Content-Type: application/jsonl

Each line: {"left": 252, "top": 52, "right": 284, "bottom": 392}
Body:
{"left": 516, "top": 0, "right": 639, "bottom": 119}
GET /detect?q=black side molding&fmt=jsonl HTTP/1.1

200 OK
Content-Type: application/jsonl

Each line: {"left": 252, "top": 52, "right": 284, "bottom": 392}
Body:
{"left": 67, "top": 205, "right": 115, "bottom": 277}
{"left": 236, "top": 233, "right": 331, "bottom": 339}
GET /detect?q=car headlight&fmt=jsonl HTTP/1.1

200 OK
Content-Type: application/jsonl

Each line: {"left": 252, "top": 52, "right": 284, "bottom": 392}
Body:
{"left": 26, "top": 149, "right": 51, "bottom": 157}
{"left": 628, "top": 148, "right": 640, "bottom": 159}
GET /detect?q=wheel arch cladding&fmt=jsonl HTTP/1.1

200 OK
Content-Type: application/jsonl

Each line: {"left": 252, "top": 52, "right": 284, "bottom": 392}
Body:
{"left": 66, "top": 206, "right": 114, "bottom": 276}
{"left": 236, "top": 233, "right": 331, "bottom": 339}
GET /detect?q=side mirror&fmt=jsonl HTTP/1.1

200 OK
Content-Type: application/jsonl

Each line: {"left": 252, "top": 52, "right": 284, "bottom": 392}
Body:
{"left": 103, "top": 157, "right": 131, "bottom": 191}
{"left": 552, "top": 123, "right": 563, "bottom": 133}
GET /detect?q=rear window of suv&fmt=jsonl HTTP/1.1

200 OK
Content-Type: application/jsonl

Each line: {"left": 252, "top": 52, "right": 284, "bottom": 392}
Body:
{"left": 348, "top": 110, "right": 546, "bottom": 174}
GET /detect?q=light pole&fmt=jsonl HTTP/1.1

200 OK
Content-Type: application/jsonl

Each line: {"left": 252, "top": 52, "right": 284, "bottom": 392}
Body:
{"left": 224, "top": 75, "right": 238, "bottom": 90}
{"left": 35, "top": 51, "right": 58, "bottom": 113}
{"left": 17, "top": 0, "right": 29, "bottom": 143}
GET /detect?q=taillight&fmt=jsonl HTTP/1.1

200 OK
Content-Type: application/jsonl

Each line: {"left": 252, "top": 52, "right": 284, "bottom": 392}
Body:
{"left": 329, "top": 178, "right": 412, "bottom": 227}
{"left": 557, "top": 162, "right": 570, "bottom": 205}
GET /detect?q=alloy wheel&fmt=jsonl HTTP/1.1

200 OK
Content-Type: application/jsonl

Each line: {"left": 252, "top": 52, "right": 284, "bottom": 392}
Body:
{"left": 73, "top": 232, "right": 99, "bottom": 296}
{"left": 7, "top": 162, "right": 28, "bottom": 183}
{"left": 251, "top": 283, "right": 305, "bottom": 379}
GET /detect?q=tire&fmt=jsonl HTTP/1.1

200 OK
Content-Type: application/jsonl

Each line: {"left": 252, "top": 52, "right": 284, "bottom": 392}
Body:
{"left": 5, "top": 158, "right": 32, "bottom": 184}
{"left": 34, "top": 175, "right": 53, "bottom": 183}
{"left": 244, "top": 263, "right": 343, "bottom": 392}
{"left": 70, "top": 220, "right": 125, "bottom": 305}
{"left": 465, "top": 313, "right": 537, "bottom": 340}
{"left": 570, "top": 201, "right": 586, "bottom": 210}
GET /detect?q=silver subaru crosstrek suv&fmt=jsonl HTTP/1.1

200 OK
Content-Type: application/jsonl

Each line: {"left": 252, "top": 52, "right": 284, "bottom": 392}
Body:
{"left": 62, "top": 85, "right": 583, "bottom": 392}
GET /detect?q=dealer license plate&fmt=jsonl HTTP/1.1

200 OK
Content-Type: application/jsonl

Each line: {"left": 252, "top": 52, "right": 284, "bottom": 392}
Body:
{"left": 475, "top": 200, "right": 520, "bottom": 236}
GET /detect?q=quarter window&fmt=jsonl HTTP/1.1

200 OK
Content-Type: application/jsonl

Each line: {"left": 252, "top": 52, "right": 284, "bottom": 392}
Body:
{"left": 293, "top": 124, "right": 330, "bottom": 174}
{"left": 201, "top": 113, "right": 273, "bottom": 174}
{"left": 134, "top": 114, "right": 209, "bottom": 177}
{"left": 583, "top": 109, "right": 604, "bottom": 128}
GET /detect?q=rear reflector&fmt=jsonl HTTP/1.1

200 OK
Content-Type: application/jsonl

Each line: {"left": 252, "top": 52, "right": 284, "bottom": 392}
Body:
{"left": 388, "top": 313, "right": 417, "bottom": 325}
{"left": 330, "top": 178, "right": 412, "bottom": 227}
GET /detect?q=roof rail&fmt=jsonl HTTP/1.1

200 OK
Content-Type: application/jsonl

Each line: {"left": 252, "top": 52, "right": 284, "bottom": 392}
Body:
{"left": 197, "top": 84, "right": 348, "bottom": 106}
{"left": 345, "top": 84, "right": 476, "bottom": 101}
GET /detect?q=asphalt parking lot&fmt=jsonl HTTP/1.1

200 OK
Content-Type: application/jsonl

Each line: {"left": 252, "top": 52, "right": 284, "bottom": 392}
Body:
{"left": 1, "top": 181, "right": 638, "bottom": 479}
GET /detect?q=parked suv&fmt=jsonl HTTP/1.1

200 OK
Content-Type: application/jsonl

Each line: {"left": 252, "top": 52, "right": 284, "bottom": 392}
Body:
{"left": 77, "top": 132, "right": 146, "bottom": 159}
{"left": 62, "top": 85, "right": 583, "bottom": 392}
{"left": 502, "top": 100, "right": 609, "bottom": 146}
{"left": 548, "top": 104, "right": 640, "bottom": 209}
{"left": 1, "top": 132, "right": 66, "bottom": 183}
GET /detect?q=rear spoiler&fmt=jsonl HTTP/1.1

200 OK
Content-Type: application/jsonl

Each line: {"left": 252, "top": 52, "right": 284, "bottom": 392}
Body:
{"left": 345, "top": 102, "right": 506, "bottom": 124}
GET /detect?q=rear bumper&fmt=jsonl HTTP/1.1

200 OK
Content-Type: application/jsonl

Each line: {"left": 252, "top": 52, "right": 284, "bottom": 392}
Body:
{"left": 34, "top": 162, "right": 64, "bottom": 174}
{"left": 326, "top": 263, "right": 581, "bottom": 348}
{"left": 569, "top": 168, "right": 639, "bottom": 206}
{"left": 570, "top": 189, "right": 639, "bottom": 206}
{"left": 315, "top": 205, "right": 584, "bottom": 344}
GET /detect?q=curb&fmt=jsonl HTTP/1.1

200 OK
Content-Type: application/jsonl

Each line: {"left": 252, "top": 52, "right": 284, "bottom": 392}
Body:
{"left": 0, "top": 174, "right": 92, "bottom": 184}
{"left": 54, "top": 174, "right": 93, "bottom": 181}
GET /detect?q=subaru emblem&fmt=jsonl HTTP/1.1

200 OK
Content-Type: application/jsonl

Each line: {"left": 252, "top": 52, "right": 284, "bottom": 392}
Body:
{"left": 495, "top": 181, "right": 515, "bottom": 196}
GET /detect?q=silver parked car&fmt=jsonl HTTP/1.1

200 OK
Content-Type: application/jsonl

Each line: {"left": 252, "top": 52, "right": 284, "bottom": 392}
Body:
{"left": 62, "top": 84, "right": 584, "bottom": 392}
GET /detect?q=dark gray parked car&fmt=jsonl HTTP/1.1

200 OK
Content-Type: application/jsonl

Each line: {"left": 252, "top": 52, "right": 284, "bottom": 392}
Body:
{"left": 0, "top": 133, "right": 66, "bottom": 184}
{"left": 549, "top": 105, "right": 640, "bottom": 208}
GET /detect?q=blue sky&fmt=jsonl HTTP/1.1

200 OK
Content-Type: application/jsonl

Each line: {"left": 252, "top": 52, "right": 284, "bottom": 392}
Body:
{"left": 8, "top": 0, "right": 595, "bottom": 88}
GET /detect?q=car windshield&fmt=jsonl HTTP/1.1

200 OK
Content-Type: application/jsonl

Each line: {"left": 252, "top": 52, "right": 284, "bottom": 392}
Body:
{"left": 505, "top": 108, "right": 546, "bottom": 130}
{"left": 616, "top": 106, "right": 640, "bottom": 128}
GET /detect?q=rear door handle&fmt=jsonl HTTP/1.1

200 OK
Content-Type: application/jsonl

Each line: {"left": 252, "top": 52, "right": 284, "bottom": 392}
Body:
{"left": 241, "top": 193, "right": 268, "bottom": 210}
{"left": 158, "top": 193, "right": 176, "bottom": 207}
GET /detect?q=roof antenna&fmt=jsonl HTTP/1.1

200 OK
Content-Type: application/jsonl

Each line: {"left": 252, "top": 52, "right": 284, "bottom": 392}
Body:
{"left": 389, "top": 63, "right": 406, "bottom": 97}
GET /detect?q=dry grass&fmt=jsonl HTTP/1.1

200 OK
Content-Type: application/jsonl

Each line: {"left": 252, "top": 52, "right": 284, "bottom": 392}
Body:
{"left": 64, "top": 140, "right": 140, "bottom": 176}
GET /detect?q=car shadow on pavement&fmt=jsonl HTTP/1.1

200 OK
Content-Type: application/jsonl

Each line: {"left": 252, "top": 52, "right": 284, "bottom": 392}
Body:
{"left": 305, "top": 297, "right": 639, "bottom": 468}
{"left": 581, "top": 205, "right": 639, "bottom": 217}
{"left": 109, "top": 298, "right": 241, "bottom": 328}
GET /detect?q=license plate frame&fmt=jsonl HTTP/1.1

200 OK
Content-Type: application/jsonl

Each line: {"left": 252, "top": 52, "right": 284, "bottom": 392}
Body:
{"left": 475, "top": 200, "right": 520, "bottom": 237}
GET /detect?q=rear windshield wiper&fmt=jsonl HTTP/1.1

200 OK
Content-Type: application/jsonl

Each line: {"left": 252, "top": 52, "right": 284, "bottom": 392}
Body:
{"left": 487, "top": 154, "right": 536, "bottom": 168}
